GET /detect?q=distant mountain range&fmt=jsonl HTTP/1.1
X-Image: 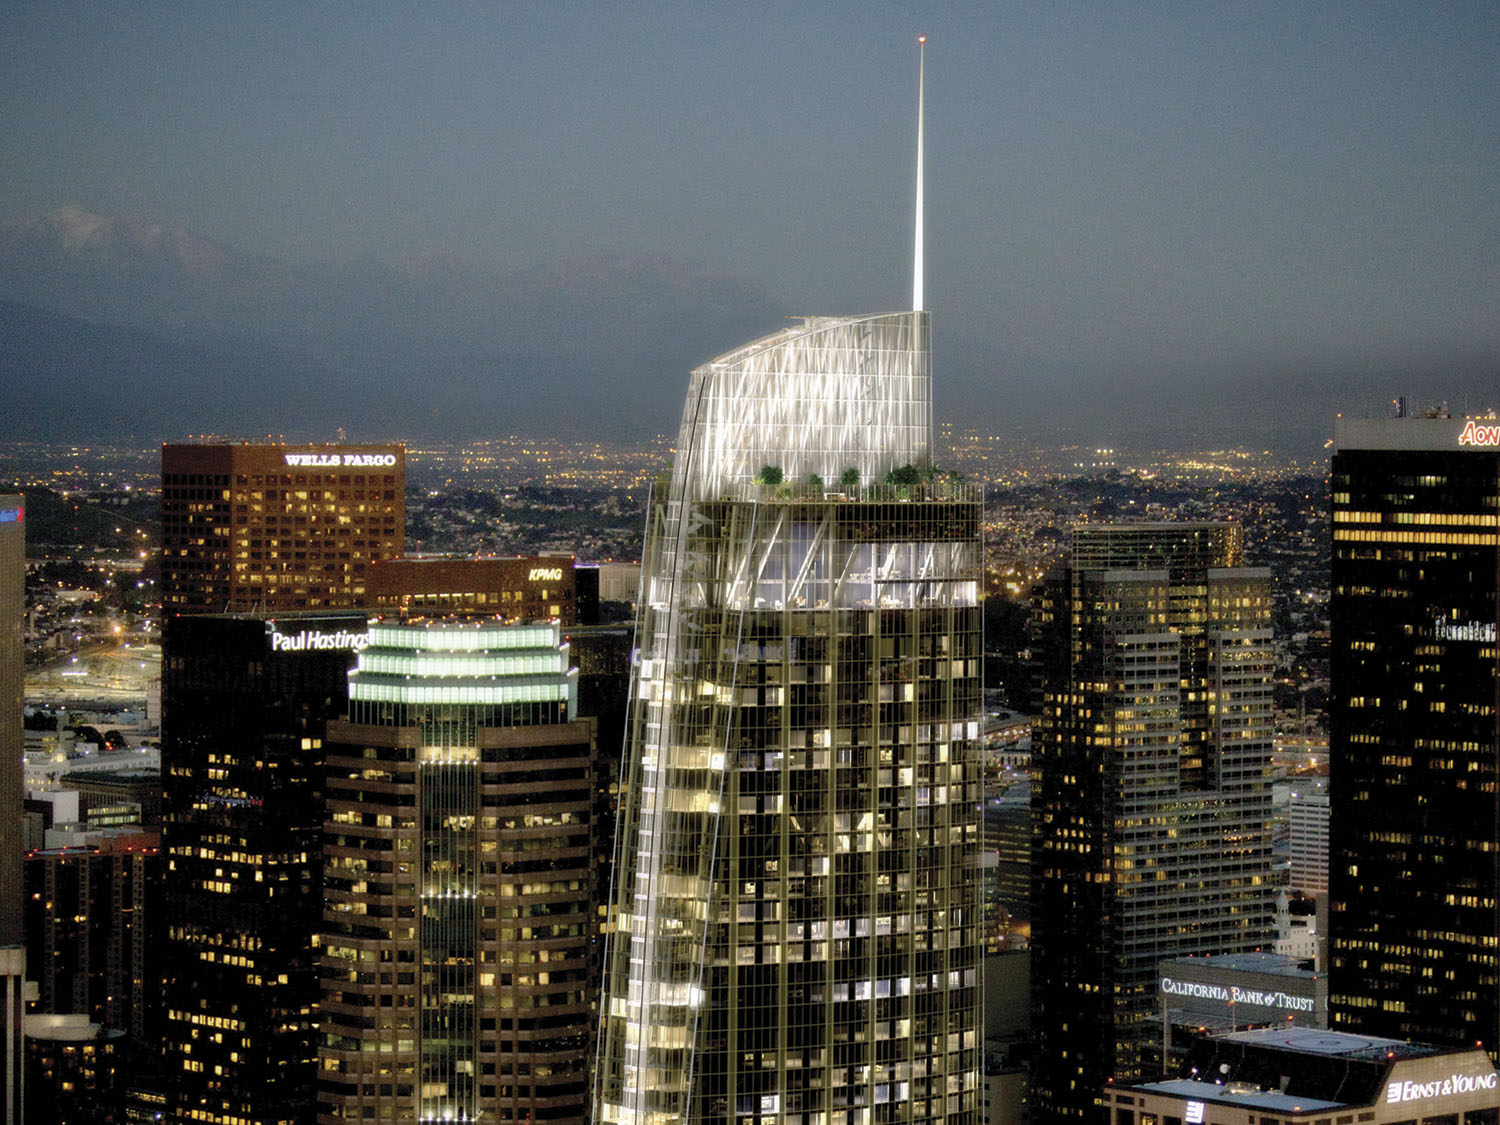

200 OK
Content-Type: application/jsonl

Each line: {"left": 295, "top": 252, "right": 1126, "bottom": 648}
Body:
{"left": 3, "top": 206, "right": 1495, "bottom": 457}
{"left": 0, "top": 206, "right": 781, "bottom": 443}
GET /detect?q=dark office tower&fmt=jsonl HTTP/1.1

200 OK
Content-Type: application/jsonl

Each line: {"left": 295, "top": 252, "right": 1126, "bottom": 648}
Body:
{"left": 161, "top": 610, "right": 368, "bottom": 1125}
{"left": 0, "top": 495, "right": 23, "bottom": 1125}
{"left": 316, "top": 620, "right": 595, "bottom": 1125}
{"left": 160, "top": 442, "right": 404, "bottom": 615}
{"left": 25, "top": 1015, "right": 123, "bottom": 1125}
{"left": 0, "top": 496, "right": 21, "bottom": 941}
{"left": 1030, "top": 523, "right": 1275, "bottom": 1124}
{"left": 564, "top": 621, "right": 634, "bottom": 901}
{"left": 24, "top": 838, "right": 162, "bottom": 1042}
{"left": 1328, "top": 416, "right": 1500, "bottom": 1052}
{"left": 594, "top": 312, "right": 984, "bottom": 1125}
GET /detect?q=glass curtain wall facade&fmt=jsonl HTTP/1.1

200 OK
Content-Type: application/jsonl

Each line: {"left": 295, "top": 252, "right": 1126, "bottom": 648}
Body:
{"left": 1030, "top": 524, "right": 1275, "bottom": 1124}
{"left": 595, "top": 312, "right": 984, "bottom": 1125}
{"left": 160, "top": 611, "right": 369, "bottom": 1125}
{"left": 318, "top": 621, "right": 596, "bottom": 1125}
{"left": 1327, "top": 417, "right": 1500, "bottom": 1054}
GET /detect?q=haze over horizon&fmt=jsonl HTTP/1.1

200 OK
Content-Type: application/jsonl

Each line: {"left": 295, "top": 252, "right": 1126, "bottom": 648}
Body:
{"left": 1, "top": 3, "right": 1496, "bottom": 457}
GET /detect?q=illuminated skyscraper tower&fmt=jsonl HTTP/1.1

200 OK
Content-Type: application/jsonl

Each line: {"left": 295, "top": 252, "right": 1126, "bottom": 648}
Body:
{"left": 594, "top": 307, "right": 983, "bottom": 1125}
{"left": 316, "top": 620, "right": 596, "bottom": 1125}
{"left": 596, "top": 45, "right": 981, "bottom": 1125}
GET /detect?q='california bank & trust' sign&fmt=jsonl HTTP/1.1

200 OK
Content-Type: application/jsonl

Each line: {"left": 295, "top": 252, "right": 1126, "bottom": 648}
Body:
{"left": 1159, "top": 976, "right": 1314, "bottom": 1013}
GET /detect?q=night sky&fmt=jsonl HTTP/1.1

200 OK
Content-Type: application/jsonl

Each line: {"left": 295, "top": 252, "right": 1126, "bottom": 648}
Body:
{"left": 2, "top": 2, "right": 1496, "bottom": 454}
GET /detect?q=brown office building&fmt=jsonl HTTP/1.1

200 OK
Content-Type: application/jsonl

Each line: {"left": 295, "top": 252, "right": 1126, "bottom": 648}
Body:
{"left": 160, "top": 443, "right": 404, "bottom": 614}
{"left": 365, "top": 555, "right": 576, "bottom": 623}
{"left": 318, "top": 620, "right": 596, "bottom": 1125}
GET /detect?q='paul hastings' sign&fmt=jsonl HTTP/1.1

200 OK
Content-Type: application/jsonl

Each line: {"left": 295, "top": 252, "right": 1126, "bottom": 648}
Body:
{"left": 270, "top": 628, "right": 370, "bottom": 653}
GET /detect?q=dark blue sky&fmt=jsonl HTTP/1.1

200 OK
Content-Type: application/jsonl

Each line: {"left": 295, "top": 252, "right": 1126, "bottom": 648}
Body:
{"left": 2, "top": 2, "right": 1496, "bottom": 453}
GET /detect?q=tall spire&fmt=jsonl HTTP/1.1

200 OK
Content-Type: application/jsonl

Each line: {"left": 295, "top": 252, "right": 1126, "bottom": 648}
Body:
{"left": 913, "top": 35, "right": 926, "bottom": 312}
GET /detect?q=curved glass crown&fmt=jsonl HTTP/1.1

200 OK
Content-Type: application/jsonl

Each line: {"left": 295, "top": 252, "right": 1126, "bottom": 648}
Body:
{"left": 675, "top": 311, "right": 930, "bottom": 499}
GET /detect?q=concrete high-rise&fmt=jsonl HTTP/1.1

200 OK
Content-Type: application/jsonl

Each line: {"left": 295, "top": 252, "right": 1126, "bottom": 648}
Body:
{"left": 1030, "top": 523, "right": 1275, "bottom": 1123}
{"left": 160, "top": 442, "right": 404, "bottom": 615}
{"left": 1328, "top": 416, "right": 1500, "bottom": 1053}
{"left": 593, "top": 311, "right": 984, "bottom": 1125}
{"left": 1287, "top": 786, "right": 1329, "bottom": 899}
{"left": 316, "top": 620, "right": 597, "bottom": 1125}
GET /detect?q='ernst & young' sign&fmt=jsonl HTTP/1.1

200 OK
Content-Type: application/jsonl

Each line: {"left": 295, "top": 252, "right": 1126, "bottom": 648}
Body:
{"left": 1386, "top": 1071, "right": 1498, "bottom": 1105}
{"left": 1159, "top": 976, "right": 1314, "bottom": 1014}
{"left": 283, "top": 452, "right": 399, "bottom": 467}
{"left": 270, "top": 628, "right": 370, "bottom": 653}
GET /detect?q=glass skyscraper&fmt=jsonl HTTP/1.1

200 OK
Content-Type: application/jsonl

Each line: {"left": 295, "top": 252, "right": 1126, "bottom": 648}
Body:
{"left": 1029, "top": 523, "right": 1275, "bottom": 1123}
{"left": 594, "top": 312, "right": 983, "bottom": 1125}
{"left": 1328, "top": 416, "right": 1500, "bottom": 1054}
{"left": 161, "top": 610, "right": 370, "bottom": 1125}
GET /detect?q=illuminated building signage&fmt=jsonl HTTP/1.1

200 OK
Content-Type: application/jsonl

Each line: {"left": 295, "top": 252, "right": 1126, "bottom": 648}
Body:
{"left": 1458, "top": 420, "right": 1500, "bottom": 447}
{"left": 1159, "top": 977, "right": 1314, "bottom": 1013}
{"left": 1184, "top": 1101, "right": 1205, "bottom": 1124}
{"left": 270, "top": 628, "right": 370, "bottom": 653}
{"left": 528, "top": 567, "right": 564, "bottom": 582}
{"left": 1386, "top": 1071, "right": 1498, "bottom": 1104}
{"left": 283, "top": 452, "right": 398, "bottom": 467}
{"left": 0, "top": 507, "right": 21, "bottom": 523}
{"left": 1434, "top": 617, "right": 1497, "bottom": 643}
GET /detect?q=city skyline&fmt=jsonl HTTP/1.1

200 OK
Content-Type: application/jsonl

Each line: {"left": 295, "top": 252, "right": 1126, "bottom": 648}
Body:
{"left": 4, "top": 8, "right": 1500, "bottom": 1119}
{"left": 2, "top": 5, "right": 1496, "bottom": 455}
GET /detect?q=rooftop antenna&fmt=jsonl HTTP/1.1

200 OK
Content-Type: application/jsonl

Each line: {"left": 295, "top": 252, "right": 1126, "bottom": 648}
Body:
{"left": 913, "top": 35, "right": 926, "bottom": 312}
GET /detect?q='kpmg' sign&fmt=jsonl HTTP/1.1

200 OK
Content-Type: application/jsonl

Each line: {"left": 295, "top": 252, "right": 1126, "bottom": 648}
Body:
{"left": 283, "top": 452, "right": 398, "bottom": 467}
